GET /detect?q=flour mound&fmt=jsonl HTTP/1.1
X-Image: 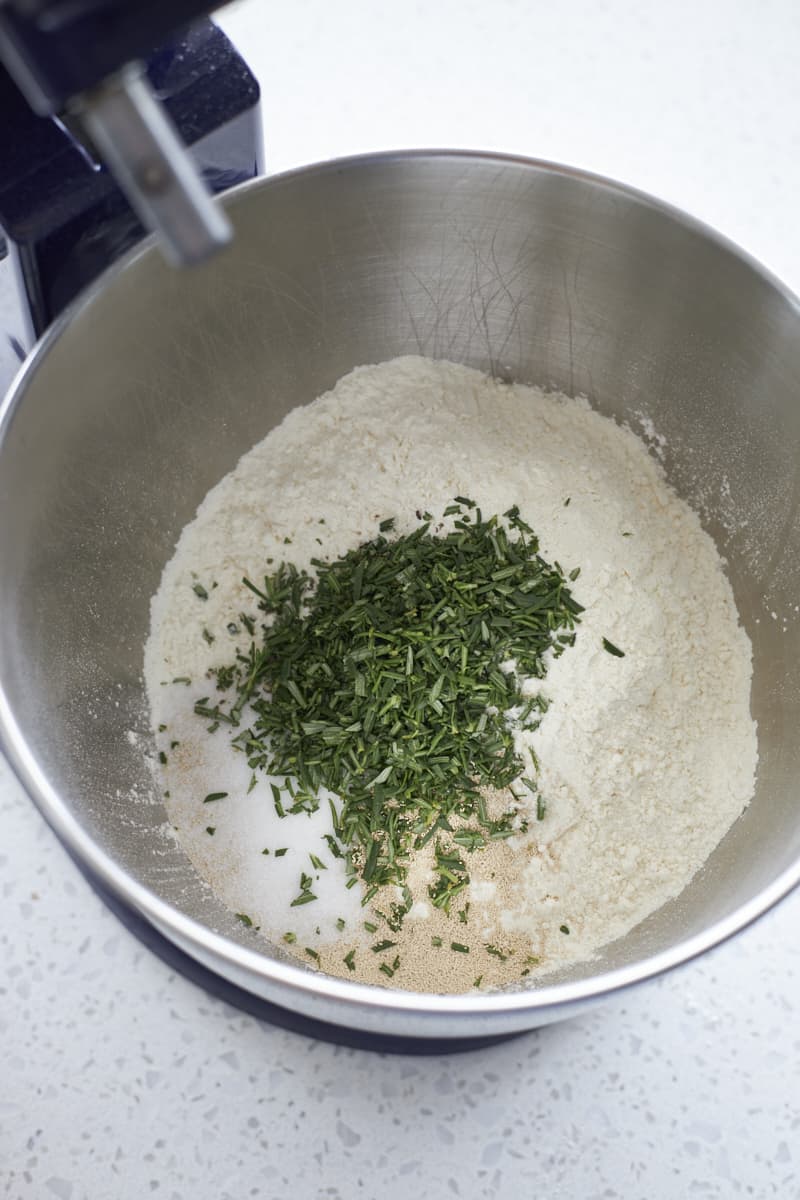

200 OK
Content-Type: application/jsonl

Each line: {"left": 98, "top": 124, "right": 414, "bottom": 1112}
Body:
{"left": 145, "top": 357, "right": 757, "bottom": 990}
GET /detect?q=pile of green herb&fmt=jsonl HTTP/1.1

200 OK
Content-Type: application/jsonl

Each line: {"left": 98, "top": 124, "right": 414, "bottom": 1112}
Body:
{"left": 195, "top": 499, "right": 582, "bottom": 903}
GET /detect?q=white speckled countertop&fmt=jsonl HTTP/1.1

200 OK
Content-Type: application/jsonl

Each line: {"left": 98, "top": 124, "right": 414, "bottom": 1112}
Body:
{"left": 3, "top": 1, "right": 800, "bottom": 1196}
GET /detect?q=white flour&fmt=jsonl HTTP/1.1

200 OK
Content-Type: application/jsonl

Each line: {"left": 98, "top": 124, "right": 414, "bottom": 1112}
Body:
{"left": 145, "top": 357, "right": 757, "bottom": 986}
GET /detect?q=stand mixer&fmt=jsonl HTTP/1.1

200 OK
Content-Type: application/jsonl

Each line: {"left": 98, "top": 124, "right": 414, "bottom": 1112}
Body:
{"left": 0, "top": 0, "right": 261, "bottom": 367}
{"left": 0, "top": 7, "right": 515, "bottom": 1053}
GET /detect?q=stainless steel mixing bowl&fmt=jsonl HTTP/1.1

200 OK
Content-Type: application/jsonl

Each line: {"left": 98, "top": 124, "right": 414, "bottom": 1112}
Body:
{"left": 1, "top": 151, "right": 799, "bottom": 1042}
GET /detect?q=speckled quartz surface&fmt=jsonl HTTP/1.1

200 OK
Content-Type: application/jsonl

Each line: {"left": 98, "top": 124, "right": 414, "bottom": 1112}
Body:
{"left": 3, "top": 1, "right": 800, "bottom": 1196}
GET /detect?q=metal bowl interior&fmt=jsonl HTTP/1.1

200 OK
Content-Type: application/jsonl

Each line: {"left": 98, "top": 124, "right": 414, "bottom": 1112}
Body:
{"left": 1, "top": 151, "right": 799, "bottom": 1041}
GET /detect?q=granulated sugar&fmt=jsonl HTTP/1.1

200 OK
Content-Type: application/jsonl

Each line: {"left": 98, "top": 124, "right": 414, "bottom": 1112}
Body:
{"left": 145, "top": 357, "right": 757, "bottom": 992}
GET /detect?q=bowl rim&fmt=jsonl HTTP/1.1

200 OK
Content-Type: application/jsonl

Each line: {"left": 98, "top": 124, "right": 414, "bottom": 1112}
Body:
{"left": 2, "top": 146, "right": 799, "bottom": 1032}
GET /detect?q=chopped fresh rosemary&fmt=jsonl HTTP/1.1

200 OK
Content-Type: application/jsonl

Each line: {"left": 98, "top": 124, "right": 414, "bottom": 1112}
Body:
{"left": 602, "top": 637, "right": 625, "bottom": 658}
{"left": 192, "top": 498, "right": 582, "bottom": 905}
{"left": 192, "top": 582, "right": 209, "bottom": 600}
{"left": 274, "top": 847, "right": 288, "bottom": 857}
{"left": 270, "top": 783, "right": 285, "bottom": 818}
{"left": 450, "top": 942, "right": 469, "bottom": 954}
{"left": 559, "top": 924, "right": 570, "bottom": 934}
{"left": 343, "top": 949, "right": 356, "bottom": 971}
{"left": 205, "top": 826, "right": 216, "bottom": 836}
{"left": 235, "top": 912, "right": 253, "bottom": 927}
{"left": 283, "top": 931, "right": 296, "bottom": 944}
{"left": 202, "top": 791, "right": 228, "bottom": 804}
{"left": 431, "top": 936, "right": 443, "bottom": 947}
{"left": 485, "top": 944, "right": 511, "bottom": 961}
{"left": 452, "top": 829, "right": 486, "bottom": 852}
{"left": 429, "top": 841, "right": 469, "bottom": 914}
{"left": 290, "top": 872, "right": 317, "bottom": 907}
